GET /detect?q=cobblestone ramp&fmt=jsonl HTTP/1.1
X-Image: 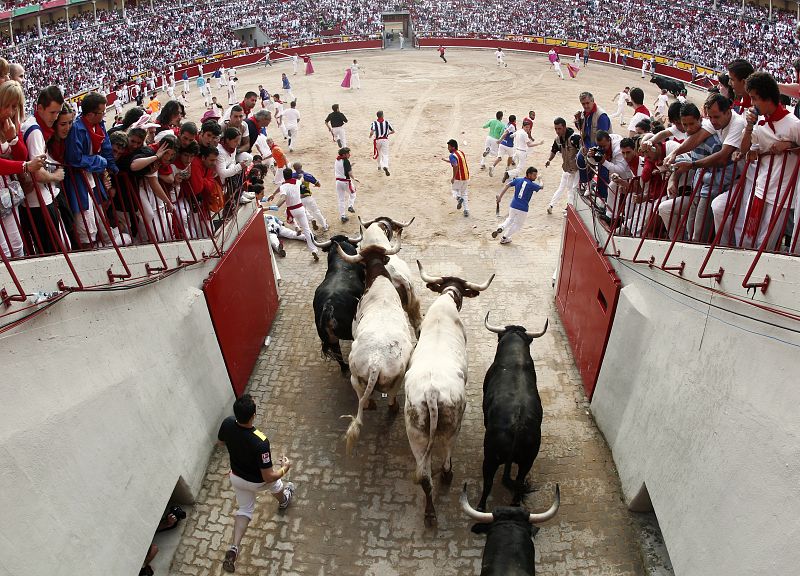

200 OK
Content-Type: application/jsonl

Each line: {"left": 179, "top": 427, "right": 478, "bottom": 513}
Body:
{"left": 169, "top": 238, "right": 644, "bottom": 576}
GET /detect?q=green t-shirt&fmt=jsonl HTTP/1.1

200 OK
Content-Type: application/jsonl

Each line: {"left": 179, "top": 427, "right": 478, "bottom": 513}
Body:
{"left": 483, "top": 119, "right": 505, "bottom": 140}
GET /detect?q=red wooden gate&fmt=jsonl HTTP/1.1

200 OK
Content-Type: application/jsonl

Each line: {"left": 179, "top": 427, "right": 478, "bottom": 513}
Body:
{"left": 203, "top": 211, "right": 279, "bottom": 396}
{"left": 556, "top": 206, "right": 621, "bottom": 398}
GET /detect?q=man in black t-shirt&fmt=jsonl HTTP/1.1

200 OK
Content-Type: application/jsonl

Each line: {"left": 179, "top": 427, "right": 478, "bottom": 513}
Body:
{"left": 217, "top": 394, "right": 295, "bottom": 573}
{"left": 325, "top": 104, "right": 348, "bottom": 148}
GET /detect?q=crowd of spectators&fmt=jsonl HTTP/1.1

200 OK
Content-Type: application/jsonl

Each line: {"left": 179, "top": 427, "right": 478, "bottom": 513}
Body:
{"left": 410, "top": 0, "right": 799, "bottom": 78}
{"left": 2, "top": 0, "right": 799, "bottom": 103}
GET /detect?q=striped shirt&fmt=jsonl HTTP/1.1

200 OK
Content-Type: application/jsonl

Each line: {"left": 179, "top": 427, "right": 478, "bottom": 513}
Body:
{"left": 371, "top": 119, "right": 393, "bottom": 138}
{"left": 450, "top": 150, "right": 469, "bottom": 181}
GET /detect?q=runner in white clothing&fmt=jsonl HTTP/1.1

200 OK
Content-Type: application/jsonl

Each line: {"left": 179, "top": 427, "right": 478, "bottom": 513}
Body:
{"left": 653, "top": 89, "right": 670, "bottom": 120}
{"left": 495, "top": 48, "right": 507, "bottom": 67}
{"left": 503, "top": 119, "right": 541, "bottom": 181}
{"left": 610, "top": 87, "right": 631, "bottom": 126}
{"left": 278, "top": 101, "right": 301, "bottom": 151}
{"left": 267, "top": 167, "right": 319, "bottom": 260}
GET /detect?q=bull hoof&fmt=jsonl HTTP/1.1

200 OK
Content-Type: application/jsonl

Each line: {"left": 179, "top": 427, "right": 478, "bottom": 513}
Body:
{"left": 339, "top": 363, "right": 350, "bottom": 375}
{"left": 366, "top": 398, "right": 377, "bottom": 410}
{"left": 424, "top": 513, "right": 437, "bottom": 528}
{"left": 440, "top": 468, "right": 454, "bottom": 485}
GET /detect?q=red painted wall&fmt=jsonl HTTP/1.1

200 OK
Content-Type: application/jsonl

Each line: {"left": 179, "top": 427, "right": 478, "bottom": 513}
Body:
{"left": 203, "top": 212, "right": 279, "bottom": 396}
{"left": 555, "top": 206, "right": 621, "bottom": 399}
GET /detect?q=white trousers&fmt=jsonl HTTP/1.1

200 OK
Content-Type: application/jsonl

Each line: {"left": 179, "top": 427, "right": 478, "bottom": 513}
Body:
{"left": 0, "top": 209, "right": 23, "bottom": 258}
{"left": 499, "top": 207, "right": 528, "bottom": 239}
{"left": 351, "top": 73, "right": 361, "bottom": 89}
{"left": 481, "top": 136, "right": 500, "bottom": 166}
{"left": 268, "top": 223, "right": 305, "bottom": 251}
{"left": 553, "top": 62, "right": 564, "bottom": 79}
{"left": 507, "top": 150, "right": 528, "bottom": 179}
{"left": 229, "top": 472, "right": 284, "bottom": 520}
{"left": 375, "top": 139, "right": 390, "bottom": 169}
{"left": 451, "top": 179, "right": 469, "bottom": 211}
{"left": 302, "top": 195, "right": 327, "bottom": 229}
{"left": 610, "top": 102, "right": 626, "bottom": 123}
{"left": 178, "top": 198, "right": 205, "bottom": 239}
{"left": 332, "top": 126, "right": 347, "bottom": 146}
{"left": 549, "top": 170, "right": 579, "bottom": 208}
{"left": 336, "top": 180, "right": 356, "bottom": 216}
{"left": 286, "top": 126, "right": 298, "bottom": 148}
{"left": 138, "top": 186, "right": 172, "bottom": 242}
{"left": 288, "top": 205, "right": 318, "bottom": 254}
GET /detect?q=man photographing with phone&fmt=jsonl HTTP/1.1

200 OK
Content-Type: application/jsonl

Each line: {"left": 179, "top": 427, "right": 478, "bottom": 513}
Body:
{"left": 217, "top": 394, "right": 296, "bottom": 573}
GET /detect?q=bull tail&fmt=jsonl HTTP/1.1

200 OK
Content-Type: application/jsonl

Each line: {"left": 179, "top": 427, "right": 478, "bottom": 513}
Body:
{"left": 414, "top": 388, "right": 439, "bottom": 484}
{"left": 344, "top": 364, "right": 379, "bottom": 455}
{"left": 319, "top": 302, "right": 344, "bottom": 365}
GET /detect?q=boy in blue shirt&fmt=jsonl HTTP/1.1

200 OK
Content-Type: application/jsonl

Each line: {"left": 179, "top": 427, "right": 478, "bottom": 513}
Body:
{"left": 492, "top": 167, "right": 543, "bottom": 244}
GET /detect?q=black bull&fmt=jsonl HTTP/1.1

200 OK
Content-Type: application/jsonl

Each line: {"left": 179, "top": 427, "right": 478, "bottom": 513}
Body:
{"left": 650, "top": 75, "right": 685, "bottom": 97}
{"left": 479, "top": 315, "right": 548, "bottom": 510}
{"left": 312, "top": 235, "right": 365, "bottom": 372}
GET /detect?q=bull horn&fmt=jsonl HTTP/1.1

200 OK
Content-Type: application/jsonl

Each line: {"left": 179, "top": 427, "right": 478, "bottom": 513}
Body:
{"left": 529, "top": 484, "right": 561, "bottom": 525}
{"left": 335, "top": 243, "right": 363, "bottom": 265}
{"left": 416, "top": 260, "right": 444, "bottom": 284}
{"left": 384, "top": 231, "right": 402, "bottom": 256}
{"left": 346, "top": 232, "right": 362, "bottom": 244}
{"left": 464, "top": 274, "right": 496, "bottom": 292}
{"left": 484, "top": 312, "right": 505, "bottom": 334}
{"left": 389, "top": 216, "right": 415, "bottom": 228}
{"left": 359, "top": 215, "right": 377, "bottom": 228}
{"left": 460, "top": 483, "right": 494, "bottom": 524}
{"left": 525, "top": 318, "right": 549, "bottom": 339}
{"left": 311, "top": 234, "right": 332, "bottom": 249}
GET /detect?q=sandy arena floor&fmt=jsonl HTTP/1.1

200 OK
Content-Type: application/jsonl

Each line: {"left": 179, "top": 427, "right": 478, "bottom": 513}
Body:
{"left": 156, "top": 47, "right": 690, "bottom": 576}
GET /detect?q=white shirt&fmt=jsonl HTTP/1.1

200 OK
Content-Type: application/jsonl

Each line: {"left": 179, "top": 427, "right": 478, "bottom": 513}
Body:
{"left": 495, "top": 50, "right": 504, "bottom": 61}
{"left": 655, "top": 94, "right": 669, "bottom": 113}
{"left": 667, "top": 124, "right": 687, "bottom": 142}
{"left": 512, "top": 129, "right": 533, "bottom": 151}
{"left": 216, "top": 143, "right": 242, "bottom": 184}
{"left": 630, "top": 111, "right": 650, "bottom": 130}
{"left": 750, "top": 113, "right": 800, "bottom": 203}
{"left": 617, "top": 91, "right": 631, "bottom": 106}
{"left": 20, "top": 116, "right": 60, "bottom": 207}
{"left": 700, "top": 112, "right": 746, "bottom": 150}
{"left": 280, "top": 179, "right": 302, "bottom": 207}
{"left": 351, "top": 63, "right": 360, "bottom": 75}
{"left": 600, "top": 134, "right": 629, "bottom": 176}
{"left": 280, "top": 108, "right": 300, "bottom": 129}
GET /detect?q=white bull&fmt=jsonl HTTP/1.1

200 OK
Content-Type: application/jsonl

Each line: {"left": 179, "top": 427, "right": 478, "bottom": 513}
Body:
{"left": 336, "top": 229, "right": 414, "bottom": 455}
{"left": 404, "top": 260, "right": 494, "bottom": 526}
{"left": 360, "top": 216, "right": 422, "bottom": 335}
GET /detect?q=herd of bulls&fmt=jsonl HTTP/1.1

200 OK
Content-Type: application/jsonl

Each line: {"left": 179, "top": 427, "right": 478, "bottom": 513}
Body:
{"left": 311, "top": 217, "right": 560, "bottom": 575}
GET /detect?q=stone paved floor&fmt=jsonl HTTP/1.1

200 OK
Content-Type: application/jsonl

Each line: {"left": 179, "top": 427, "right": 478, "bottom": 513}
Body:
{"left": 166, "top": 49, "right": 661, "bottom": 576}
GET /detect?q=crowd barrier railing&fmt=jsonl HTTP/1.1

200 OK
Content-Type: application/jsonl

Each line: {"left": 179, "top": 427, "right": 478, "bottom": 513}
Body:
{"left": 580, "top": 148, "right": 799, "bottom": 295}
{"left": 0, "top": 165, "right": 256, "bottom": 312}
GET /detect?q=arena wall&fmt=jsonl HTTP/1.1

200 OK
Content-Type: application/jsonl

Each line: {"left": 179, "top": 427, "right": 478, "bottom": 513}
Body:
{"left": 0, "top": 210, "right": 278, "bottom": 575}
{"left": 417, "top": 37, "right": 715, "bottom": 89}
{"left": 562, "top": 207, "right": 800, "bottom": 575}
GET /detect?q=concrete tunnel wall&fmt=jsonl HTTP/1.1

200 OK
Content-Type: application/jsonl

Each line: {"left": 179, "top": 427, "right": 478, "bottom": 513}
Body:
{"left": 0, "top": 248, "right": 234, "bottom": 576}
{"left": 590, "top": 247, "right": 800, "bottom": 576}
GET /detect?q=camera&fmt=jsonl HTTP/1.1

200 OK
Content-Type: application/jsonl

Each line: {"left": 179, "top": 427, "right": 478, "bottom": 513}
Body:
{"left": 587, "top": 146, "right": 605, "bottom": 165}
{"left": 169, "top": 505, "right": 187, "bottom": 520}
{"left": 569, "top": 133, "right": 582, "bottom": 149}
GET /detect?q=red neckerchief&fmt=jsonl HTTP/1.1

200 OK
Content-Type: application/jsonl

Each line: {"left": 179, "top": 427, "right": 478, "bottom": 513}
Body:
{"left": 757, "top": 104, "right": 790, "bottom": 132}
{"left": 336, "top": 155, "right": 345, "bottom": 160}
{"left": 634, "top": 105, "right": 650, "bottom": 116}
{"left": 34, "top": 112, "right": 55, "bottom": 143}
{"left": 284, "top": 178, "right": 297, "bottom": 184}
{"left": 734, "top": 94, "right": 752, "bottom": 114}
{"left": 627, "top": 156, "right": 639, "bottom": 175}
{"left": 81, "top": 116, "right": 105, "bottom": 154}
{"left": 588, "top": 103, "right": 598, "bottom": 116}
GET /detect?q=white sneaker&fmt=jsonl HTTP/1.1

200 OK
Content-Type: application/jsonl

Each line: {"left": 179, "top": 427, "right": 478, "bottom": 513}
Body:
{"left": 500, "top": 237, "right": 512, "bottom": 244}
{"left": 279, "top": 482, "right": 295, "bottom": 509}
{"left": 547, "top": 205, "right": 553, "bottom": 214}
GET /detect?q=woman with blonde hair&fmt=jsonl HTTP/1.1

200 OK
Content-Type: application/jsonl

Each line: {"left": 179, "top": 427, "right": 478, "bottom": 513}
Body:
{"left": 1, "top": 80, "right": 45, "bottom": 257}
{"left": 0, "top": 58, "right": 9, "bottom": 84}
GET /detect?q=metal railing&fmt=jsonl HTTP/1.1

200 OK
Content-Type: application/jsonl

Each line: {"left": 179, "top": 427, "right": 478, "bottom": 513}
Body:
{"left": 582, "top": 148, "right": 799, "bottom": 295}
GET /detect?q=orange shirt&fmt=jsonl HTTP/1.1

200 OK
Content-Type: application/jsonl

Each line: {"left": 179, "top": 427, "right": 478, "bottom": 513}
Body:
{"left": 271, "top": 145, "right": 287, "bottom": 168}
{"left": 451, "top": 149, "right": 469, "bottom": 181}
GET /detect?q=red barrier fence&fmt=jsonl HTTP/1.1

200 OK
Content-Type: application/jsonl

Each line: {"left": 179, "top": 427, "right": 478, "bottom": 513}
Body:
{"left": 417, "top": 37, "right": 714, "bottom": 89}
{"left": 203, "top": 208, "right": 278, "bottom": 396}
{"left": 556, "top": 205, "right": 621, "bottom": 399}
{"left": 0, "top": 165, "right": 252, "bottom": 310}
{"left": 582, "top": 147, "right": 799, "bottom": 295}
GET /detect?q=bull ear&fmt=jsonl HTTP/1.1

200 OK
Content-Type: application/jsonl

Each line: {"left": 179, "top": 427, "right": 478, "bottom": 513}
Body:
{"left": 471, "top": 523, "right": 490, "bottom": 535}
